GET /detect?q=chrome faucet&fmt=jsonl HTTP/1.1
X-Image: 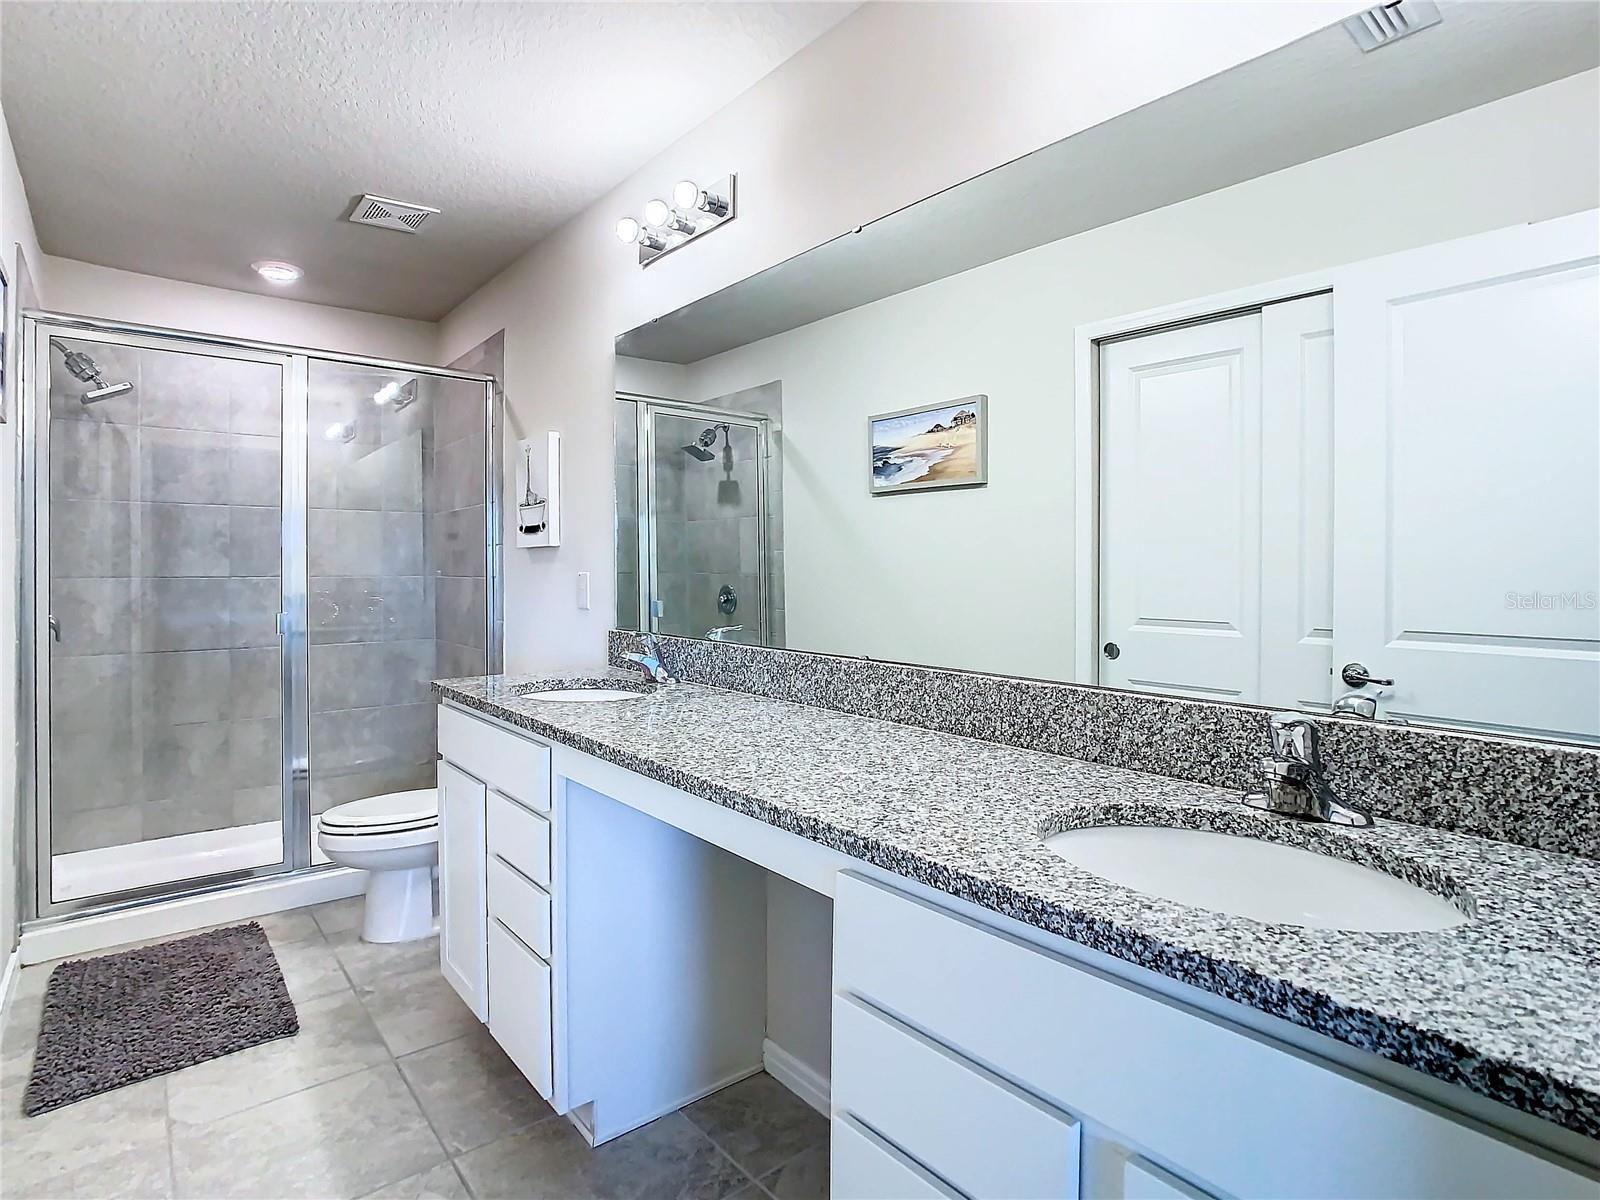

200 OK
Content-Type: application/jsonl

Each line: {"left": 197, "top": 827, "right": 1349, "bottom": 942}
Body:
{"left": 621, "top": 633, "right": 677, "bottom": 685}
{"left": 704, "top": 625, "right": 743, "bottom": 642}
{"left": 1241, "top": 712, "right": 1373, "bottom": 828}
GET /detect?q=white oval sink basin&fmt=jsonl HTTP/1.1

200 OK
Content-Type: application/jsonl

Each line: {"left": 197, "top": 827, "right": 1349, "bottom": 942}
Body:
{"left": 1043, "top": 825, "right": 1466, "bottom": 932}
{"left": 523, "top": 688, "right": 648, "bottom": 703}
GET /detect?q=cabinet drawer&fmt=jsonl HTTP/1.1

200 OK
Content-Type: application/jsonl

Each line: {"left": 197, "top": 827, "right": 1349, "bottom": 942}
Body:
{"left": 488, "top": 854, "right": 552, "bottom": 960}
{"left": 834, "top": 873, "right": 1592, "bottom": 1200}
{"left": 487, "top": 789, "right": 551, "bottom": 886}
{"left": 487, "top": 918, "right": 553, "bottom": 1099}
{"left": 832, "top": 1115, "right": 957, "bottom": 1200}
{"left": 833, "top": 993, "right": 1080, "bottom": 1199}
{"left": 1123, "top": 1157, "right": 1214, "bottom": 1200}
{"left": 439, "top": 704, "right": 551, "bottom": 811}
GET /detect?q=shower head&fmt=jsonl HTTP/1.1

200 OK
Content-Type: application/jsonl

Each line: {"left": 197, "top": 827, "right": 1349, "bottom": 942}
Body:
{"left": 83, "top": 381, "right": 135, "bottom": 404}
{"left": 681, "top": 424, "right": 728, "bottom": 461}
{"left": 60, "top": 349, "right": 103, "bottom": 384}
{"left": 53, "top": 343, "right": 135, "bottom": 405}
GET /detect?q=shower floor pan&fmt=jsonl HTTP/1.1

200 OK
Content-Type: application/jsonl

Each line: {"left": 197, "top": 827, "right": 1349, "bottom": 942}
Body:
{"left": 52, "top": 822, "right": 332, "bottom": 904}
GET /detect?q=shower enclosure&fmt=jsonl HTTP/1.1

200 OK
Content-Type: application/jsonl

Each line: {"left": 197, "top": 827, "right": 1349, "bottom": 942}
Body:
{"left": 616, "top": 397, "right": 779, "bottom": 646}
{"left": 18, "top": 312, "right": 500, "bottom": 923}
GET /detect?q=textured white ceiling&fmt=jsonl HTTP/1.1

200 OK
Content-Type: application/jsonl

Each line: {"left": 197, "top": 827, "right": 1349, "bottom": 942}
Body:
{"left": 0, "top": 1, "right": 858, "bottom": 320}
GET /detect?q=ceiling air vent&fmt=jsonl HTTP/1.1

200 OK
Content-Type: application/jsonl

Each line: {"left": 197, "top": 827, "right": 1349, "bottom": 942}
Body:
{"left": 1343, "top": 0, "right": 1441, "bottom": 52}
{"left": 347, "top": 194, "right": 440, "bottom": 234}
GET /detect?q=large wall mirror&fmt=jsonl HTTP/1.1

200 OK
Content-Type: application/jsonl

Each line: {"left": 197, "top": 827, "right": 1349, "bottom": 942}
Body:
{"left": 613, "top": 4, "right": 1600, "bottom": 746}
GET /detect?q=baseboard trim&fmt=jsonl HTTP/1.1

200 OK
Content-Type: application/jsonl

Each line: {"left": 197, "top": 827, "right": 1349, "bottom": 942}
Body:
{"left": 763, "top": 1037, "right": 830, "bottom": 1117}
{"left": 0, "top": 949, "right": 20, "bottom": 1024}
{"left": 18, "top": 867, "right": 367, "bottom": 965}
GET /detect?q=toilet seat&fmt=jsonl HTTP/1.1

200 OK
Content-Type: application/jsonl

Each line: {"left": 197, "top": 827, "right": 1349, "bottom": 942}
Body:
{"left": 317, "top": 823, "right": 438, "bottom": 853}
{"left": 316, "top": 787, "right": 439, "bottom": 944}
{"left": 319, "top": 788, "right": 438, "bottom": 838}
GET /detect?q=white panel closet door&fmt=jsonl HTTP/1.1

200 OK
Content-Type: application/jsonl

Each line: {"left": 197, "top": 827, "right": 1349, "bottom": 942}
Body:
{"left": 1099, "top": 315, "right": 1262, "bottom": 701}
{"left": 1332, "top": 210, "right": 1600, "bottom": 741}
{"left": 1259, "top": 294, "right": 1335, "bottom": 711}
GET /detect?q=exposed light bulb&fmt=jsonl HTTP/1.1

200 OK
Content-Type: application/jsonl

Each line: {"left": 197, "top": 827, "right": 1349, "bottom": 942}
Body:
{"left": 643, "top": 198, "right": 672, "bottom": 227}
{"left": 323, "top": 421, "right": 356, "bottom": 443}
{"left": 373, "top": 381, "right": 401, "bottom": 406}
{"left": 615, "top": 217, "right": 640, "bottom": 244}
{"left": 672, "top": 180, "right": 701, "bottom": 210}
{"left": 252, "top": 260, "right": 303, "bottom": 285}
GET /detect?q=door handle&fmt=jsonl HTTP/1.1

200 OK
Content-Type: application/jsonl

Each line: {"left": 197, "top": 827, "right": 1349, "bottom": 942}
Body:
{"left": 47, "top": 615, "right": 60, "bottom": 643}
{"left": 1340, "top": 662, "right": 1394, "bottom": 688}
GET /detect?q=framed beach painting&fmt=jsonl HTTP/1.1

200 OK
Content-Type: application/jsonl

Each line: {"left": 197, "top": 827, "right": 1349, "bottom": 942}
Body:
{"left": 869, "top": 395, "right": 987, "bottom": 494}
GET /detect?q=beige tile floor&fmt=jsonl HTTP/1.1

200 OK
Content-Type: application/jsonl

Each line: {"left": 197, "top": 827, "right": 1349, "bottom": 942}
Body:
{"left": 0, "top": 899, "right": 828, "bottom": 1200}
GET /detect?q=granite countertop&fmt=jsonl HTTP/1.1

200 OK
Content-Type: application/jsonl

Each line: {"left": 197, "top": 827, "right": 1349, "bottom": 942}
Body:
{"left": 433, "top": 671, "right": 1600, "bottom": 1138}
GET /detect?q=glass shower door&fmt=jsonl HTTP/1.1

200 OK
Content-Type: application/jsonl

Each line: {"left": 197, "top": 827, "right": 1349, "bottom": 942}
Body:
{"left": 303, "top": 359, "right": 493, "bottom": 862}
{"left": 644, "top": 409, "right": 767, "bottom": 644}
{"left": 36, "top": 326, "right": 292, "bottom": 907}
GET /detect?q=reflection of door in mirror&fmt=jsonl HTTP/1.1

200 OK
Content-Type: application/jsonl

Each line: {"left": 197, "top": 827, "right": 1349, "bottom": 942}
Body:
{"left": 1097, "top": 212, "right": 1599, "bottom": 742}
{"left": 1099, "top": 298, "right": 1334, "bottom": 711}
{"left": 1332, "top": 214, "right": 1599, "bottom": 743}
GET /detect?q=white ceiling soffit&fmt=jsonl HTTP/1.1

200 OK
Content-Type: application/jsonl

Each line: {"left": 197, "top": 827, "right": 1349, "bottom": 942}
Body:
{"left": 617, "top": 0, "right": 1599, "bottom": 364}
{"left": 0, "top": 1, "right": 859, "bottom": 321}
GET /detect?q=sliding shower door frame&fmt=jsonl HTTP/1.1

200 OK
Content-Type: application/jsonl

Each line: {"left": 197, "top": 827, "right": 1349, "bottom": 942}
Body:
{"left": 631, "top": 397, "right": 771, "bottom": 644}
{"left": 17, "top": 310, "right": 501, "bottom": 927}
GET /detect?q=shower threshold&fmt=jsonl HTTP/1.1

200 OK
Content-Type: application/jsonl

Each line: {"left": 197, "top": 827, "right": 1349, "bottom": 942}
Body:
{"left": 52, "top": 822, "right": 332, "bottom": 904}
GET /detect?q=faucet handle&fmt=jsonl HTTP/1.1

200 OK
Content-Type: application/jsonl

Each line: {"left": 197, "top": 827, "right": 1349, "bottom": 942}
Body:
{"left": 1266, "top": 711, "right": 1320, "bottom": 764}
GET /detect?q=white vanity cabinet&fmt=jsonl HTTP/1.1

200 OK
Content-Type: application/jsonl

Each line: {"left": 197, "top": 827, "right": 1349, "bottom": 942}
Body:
{"left": 437, "top": 704, "right": 560, "bottom": 1106}
{"left": 437, "top": 759, "right": 488, "bottom": 1019}
{"left": 832, "top": 872, "right": 1594, "bottom": 1200}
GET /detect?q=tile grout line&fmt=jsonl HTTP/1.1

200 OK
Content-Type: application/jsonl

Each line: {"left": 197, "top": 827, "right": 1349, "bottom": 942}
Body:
{"left": 388, "top": 1032, "right": 460, "bottom": 1197}
{"left": 348, "top": 940, "right": 468, "bottom": 1200}
{"left": 678, "top": 1112, "right": 768, "bottom": 1197}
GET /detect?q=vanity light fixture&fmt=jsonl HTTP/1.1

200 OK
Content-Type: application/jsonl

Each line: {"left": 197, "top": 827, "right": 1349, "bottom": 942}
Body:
{"left": 616, "top": 174, "right": 736, "bottom": 266}
{"left": 673, "top": 179, "right": 730, "bottom": 218}
{"left": 373, "top": 381, "right": 401, "bottom": 405}
{"left": 323, "top": 420, "right": 357, "bottom": 444}
{"left": 252, "top": 260, "right": 303, "bottom": 285}
{"left": 616, "top": 217, "right": 668, "bottom": 253}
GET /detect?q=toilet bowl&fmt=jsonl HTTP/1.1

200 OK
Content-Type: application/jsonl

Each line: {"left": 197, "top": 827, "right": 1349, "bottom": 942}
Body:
{"left": 317, "top": 788, "right": 439, "bottom": 944}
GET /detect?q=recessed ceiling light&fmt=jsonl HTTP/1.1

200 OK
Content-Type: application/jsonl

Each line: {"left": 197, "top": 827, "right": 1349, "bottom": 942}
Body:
{"left": 252, "top": 260, "right": 303, "bottom": 285}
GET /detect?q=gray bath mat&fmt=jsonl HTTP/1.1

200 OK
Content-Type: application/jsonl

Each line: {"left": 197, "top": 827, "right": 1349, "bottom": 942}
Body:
{"left": 23, "top": 921, "right": 299, "bottom": 1115}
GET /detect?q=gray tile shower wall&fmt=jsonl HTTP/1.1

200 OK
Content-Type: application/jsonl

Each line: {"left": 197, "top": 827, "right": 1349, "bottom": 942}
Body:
{"left": 607, "top": 631, "right": 1600, "bottom": 860}
{"left": 48, "top": 342, "right": 285, "bottom": 852}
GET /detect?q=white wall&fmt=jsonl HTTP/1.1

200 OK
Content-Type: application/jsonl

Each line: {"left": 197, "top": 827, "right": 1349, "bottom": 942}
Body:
{"left": 678, "top": 71, "right": 1600, "bottom": 680}
{"left": 765, "top": 874, "right": 833, "bottom": 1092}
{"left": 438, "top": 0, "right": 1359, "bottom": 1096}
{"left": 42, "top": 256, "right": 439, "bottom": 363}
{"left": 2, "top": 104, "right": 46, "bottom": 957}
{"left": 438, "top": 1, "right": 1360, "bottom": 676}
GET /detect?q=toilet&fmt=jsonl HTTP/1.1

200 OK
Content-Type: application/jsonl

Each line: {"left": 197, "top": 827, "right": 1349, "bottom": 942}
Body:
{"left": 316, "top": 788, "right": 440, "bottom": 944}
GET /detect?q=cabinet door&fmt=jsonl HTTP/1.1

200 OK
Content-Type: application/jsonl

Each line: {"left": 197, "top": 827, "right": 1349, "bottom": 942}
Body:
{"left": 438, "top": 759, "right": 488, "bottom": 1021}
